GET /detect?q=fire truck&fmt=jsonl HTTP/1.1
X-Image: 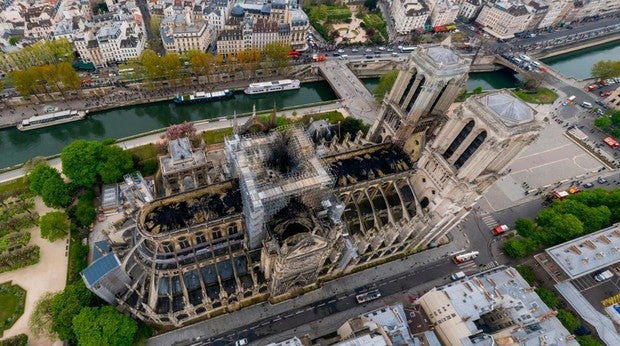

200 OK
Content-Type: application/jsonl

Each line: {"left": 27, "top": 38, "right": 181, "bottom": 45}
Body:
{"left": 453, "top": 251, "right": 479, "bottom": 264}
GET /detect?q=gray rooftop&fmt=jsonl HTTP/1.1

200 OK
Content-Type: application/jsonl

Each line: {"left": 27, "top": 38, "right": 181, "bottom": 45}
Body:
{"left": 82, "top": 253, "right": 121, "bottom": 286}
{"left": 169, "top": 137, "right": 193, "bottom": 162}
{"left": 427, "top": 46, "right": 460, "bottom": 65}
{"left": 419, "top": 266, "right": 577, "bottom": 346}
{"left": 361, "top": 304, "right": 414, "bottom": 345}
{"left": 546, "top": 223, "right": 620, "bottom": 279}
{"left": 484, "top": 92, "right": 534, "bottom": 125}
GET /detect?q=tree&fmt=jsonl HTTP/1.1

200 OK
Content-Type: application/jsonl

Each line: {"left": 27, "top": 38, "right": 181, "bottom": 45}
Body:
{"left": 99, "top": 145, "right": 134, "bottom": 183}
{"left": 340, "top": 117, "right": 370, "bottom": 140}
{"left": 374, "top": 70, "right": 399, "bottom": 102}
{"left": 515, "top": 265, "right": 537, "bottom": 285}
{"left": 547, "top": 213, "right": 583, "bottom": 243}
{"left": 576, "top": 336, "right": 603, "bottom": 346}
{"left": 28, "top": 163, "right": 71, "bottom": 208}
{"left": 594, "top": 116, "right": 612, "bottom": 128}
{"left": 61, "top": 140, "right": 103, "bottom": 187}
{"left": 29, "top": 163, "right": 59, "bottom": 195}
{"left": 51, "top": 281, "right": 94, "bottom": 343}
{"left": 521, "top": 73, "right": 541, "bottom": 91}
{"left": 57, "top": 62, "right": 82, "bottom": 91}
{"left": 9, "top": 36, "right": 18, "bottom": 46}
{"left": 164, "top": 121, "right": 198, "bottom": 141}
{"left": 556, "top": 309, "right": 581, "bottom": 332}
{"left": 72, "top": 306, "right": 138, "bottom": 346}
{"left": 29, "top": 292, "right": 57, "bottom": 338}
{"left": 591, "top": 60, "right": 620, "bottom": 80}
{"left": 263, "top": 42, "right": 291, "bottom": 69}
{"left": 161, "top": 52, "right": 182, "bottom": 83}
{"left": 364, "top": 0, "right": 377, "bottom": 10}
{"left": 515, "top": 218, "right": 538, "bottom": 239}
{"left": 535, "top": 288, "right": 558, "bottom": 308}
{"left": 473, "top": 86, "right": 483, "bottom": 94}
{"left": 503, "top": 238, "right": 538, "bottom": 258}
{"left": 140, "top": 49, "right": 162, "bottom": 80}
{"left": 40, "top": 211, "right": 71, "bottom": 241}
{"left": 72, "top": 192, "right": 97, "bottom": 228}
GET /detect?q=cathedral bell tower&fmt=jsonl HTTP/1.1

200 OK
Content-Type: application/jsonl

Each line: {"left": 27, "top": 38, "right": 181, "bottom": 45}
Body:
{"left": 369, "top": 45, "right": 471, "bottom": 161}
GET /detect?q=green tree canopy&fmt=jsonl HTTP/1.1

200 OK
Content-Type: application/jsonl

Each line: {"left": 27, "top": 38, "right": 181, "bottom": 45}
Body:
{"left": 140, "top": 49, "right": 162, "bottom": 80}
{"left": 547, "top": 213, "right": 584, "bottom": 243}
{"left": 503, "top": 237, "right": 538, "bottom": 258}
{"left": 99, "top": 145, "right": 134, "bottom": 183}
{"left": 61, "top": 140, "right": 133, "bottom": 187}
{"left": 576, "top": 336, "right": 603, "bottom": 346}
{"left": 28, "top": 163, "right": 71, "bottom": 208}
{"left": 535, "top": 288, "right": 558, "bottom": 308}
{"left": 51, "top": 281, "right": 94, "bottom": 342}
{"left": 594, "top": 116, "right": 612, "bottom": 128}
{"left": 374, "top": 70, "right": 398, "bottom": 102}
{"left": 160, "top": 52, "right": 182, "bottom": 82}
{"left": 72, "top": 306, "right": 138, "bottom": 346}
{"left": 40, "top": 211, "right": 71, "bottom": 241}
{"left": 556, "top": 309, "right": 580, "bottom": 332}
{"left": 340, "top": 117, "right": 370, "bottom": 139}
{"left": 71, "top": 191, "right": 97, "bottom": 228}
{"left": 61, "top": 140, "right": 103, "bottom": 187}
{"left": 591, "top": 60, "right": 620, "bottom": 80}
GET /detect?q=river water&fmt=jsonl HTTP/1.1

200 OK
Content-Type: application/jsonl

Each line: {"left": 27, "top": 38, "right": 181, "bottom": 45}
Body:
{"left": 1, "top": 39, "right": 619, "bottom": 169}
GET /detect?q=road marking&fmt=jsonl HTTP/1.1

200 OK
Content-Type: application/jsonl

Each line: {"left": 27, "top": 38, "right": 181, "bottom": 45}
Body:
{"left": 250, "top": 326, "right": 258, "bottom": 330}
{"left": 328, "top": 299, "right": 336, "bottom": 304}
{"left": 317, "top": 303, "right": 325, "bottom": 307}
{"left": 389, "top": 278, "right": 398, "bottom": 283}
{"left": 305, "top": 307, "right": 313, "bottom": 312}
{"left": 260, "top": 322, "right": 269, "bottom": 326}
{"left": 273, "top": 317, "right": 281, "bottom": 322}
{"left": 338, "top": 296, "right": 347, "bottom": 300}
{"left": 296, "top": 310, "right": 304, "bottom": 314}
{"left": 284, "top": 314, "right": 294, "bottom": 318}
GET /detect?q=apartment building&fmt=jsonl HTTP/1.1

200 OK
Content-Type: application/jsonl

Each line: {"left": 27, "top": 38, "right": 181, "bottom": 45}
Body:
{"left": 476, "top": 0, "right": 533, "bottom": 39}
{"left": 390, "top": 0, "right": 431, "bottom": 34}
{"left": 536, "top": 0, "right": 569, "bottom": 28}
{"left": 215, "top": 2, "right": 308, "bottom": 56}
{"left": 457, "top": 0, "right": 483, "bottom": 20}
{"left": 430, "top": 0, "right": 460, "bottom": 27}
{"left": 524, "top": 0, "right": 550, "bottom": 30}
{"left": 161, "top": 13, "right": 216, "bottom": 54}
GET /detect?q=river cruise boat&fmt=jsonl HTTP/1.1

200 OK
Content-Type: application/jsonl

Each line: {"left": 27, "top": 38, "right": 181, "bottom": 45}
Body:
{"left": 174, "top": 89, "right": 233, "bottom": 104}
{"left": 17, "top": 110, "right": 87, "bottom": 131}
{"left": 244, "top": 79, "right": 300, "bottom": 95}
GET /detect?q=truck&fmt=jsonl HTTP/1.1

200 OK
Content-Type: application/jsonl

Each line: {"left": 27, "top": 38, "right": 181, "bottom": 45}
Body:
{"left": 312, "top": 54, "right": 326, "bottom": 62}
{"left": 594, "top": 270, "right": 613, "bottom": 282}
{"left": 492, "top": 224, "right": 509, "bottom": 235}
{"left": 450, "top": 271, "right": 466, "bottom": 281}
{"left": 453, "top": 251, "right": 479, "bottom": 264}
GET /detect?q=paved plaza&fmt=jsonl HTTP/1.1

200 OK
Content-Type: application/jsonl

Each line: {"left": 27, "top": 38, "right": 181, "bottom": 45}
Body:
{"left": 481, "top": 104, "right": 606, "bottom": 211}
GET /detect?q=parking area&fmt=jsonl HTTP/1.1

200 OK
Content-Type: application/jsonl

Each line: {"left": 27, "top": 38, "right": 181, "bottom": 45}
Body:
{"left": 574, "top": 269, "right": 620, "bottom": 314}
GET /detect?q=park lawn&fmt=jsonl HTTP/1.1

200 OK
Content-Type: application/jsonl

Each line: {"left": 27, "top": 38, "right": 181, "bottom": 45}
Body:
{"left": 0, "top": 283, "right": 26, "bottom": 334}
{"left": 0, "top": 178, "right": 29, "bottom": 195}
{"left": 327, "top": 7, "right": 351, "bottom": 20}
{"left": 203, "top": 127, "right": 233, "bottom": 145}
{"left": 128, "top": 143, "right": 158, "bottom": 162}
{"left": 363, "top": 13, "right": 384, "bottom": 28}
{"left": 513, "top": 88, "right": 558, "bottom": 104}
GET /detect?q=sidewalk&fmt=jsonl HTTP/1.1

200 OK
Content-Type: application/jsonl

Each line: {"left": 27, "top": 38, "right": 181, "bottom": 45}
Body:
{"left": 147, "top": 226, "right": 469, "bottom": 345}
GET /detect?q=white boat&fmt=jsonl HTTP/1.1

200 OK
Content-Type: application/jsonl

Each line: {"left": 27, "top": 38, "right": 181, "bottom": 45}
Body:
{"left": 174, "top": 89, "right": 233, "bottom": 104}
{"left": 244, "top": 79, "right": 301, "bottom": 95}
{"left": 17, "top": 110, "right": 88, "bottom": 131}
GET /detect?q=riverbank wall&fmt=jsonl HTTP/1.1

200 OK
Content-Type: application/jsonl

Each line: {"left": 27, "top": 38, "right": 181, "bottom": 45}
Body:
{"left": 533, "top": 33, "right": 620, "bottom": 60}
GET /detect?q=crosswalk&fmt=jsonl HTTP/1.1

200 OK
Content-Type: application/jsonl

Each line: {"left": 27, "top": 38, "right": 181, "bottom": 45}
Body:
{"left": 457, "top": 261, "right": 479, "bottom": 272}
{"left": 480, "top": 214, "right": 499, "bottom": 229}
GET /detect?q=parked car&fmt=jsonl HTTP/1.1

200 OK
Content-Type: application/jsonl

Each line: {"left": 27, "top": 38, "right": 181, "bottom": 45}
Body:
{"left": 598, "top": 177, "right": 608, "bottom": 184}
{"left": 600, "top": 91, "right": 612, "bottom": 97}
{"left": 235, "top": 339, "right": 248, "bottom": 346}
{"left": 583, "top": 182, "right": 594, "bottom": 188}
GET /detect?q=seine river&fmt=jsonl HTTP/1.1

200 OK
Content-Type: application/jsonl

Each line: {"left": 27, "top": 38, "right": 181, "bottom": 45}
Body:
{"left": 1, "top": 39, "right": 619, "bottom": 169}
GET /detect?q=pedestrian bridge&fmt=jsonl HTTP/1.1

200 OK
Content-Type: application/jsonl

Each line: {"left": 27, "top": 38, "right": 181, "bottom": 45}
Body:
{"left": 313, "top": 59, "right": 379, "bottom": 125}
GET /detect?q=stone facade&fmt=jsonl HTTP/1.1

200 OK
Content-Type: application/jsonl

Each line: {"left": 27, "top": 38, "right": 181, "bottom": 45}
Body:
{"left": 82, "top": 46, "right": 543, "bottom": 327}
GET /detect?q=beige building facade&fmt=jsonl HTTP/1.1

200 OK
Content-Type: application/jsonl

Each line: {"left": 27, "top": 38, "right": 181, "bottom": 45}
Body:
{"left": 475, "top": 0, "right": 533, "bottom": 39}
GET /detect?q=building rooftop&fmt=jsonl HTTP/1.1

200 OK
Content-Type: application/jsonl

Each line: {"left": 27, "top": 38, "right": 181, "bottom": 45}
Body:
{"left": 546, "top": 223, "right": 620, "bottom": 279}
{"left": 361, "top": 304, "right": 414, "bottom": 345}
{"left": 417, "top": 266, "right": 578, "bottom": 346}
{"left": 484, "top": 92, "right": 534, "bottom": 125}
{"left": 327, "top": 144, "right": 413, "bottom": 187}
{"left": 140, "top": 181, "right": 242, "bottom": 235}
{"left": 427, "top": 46, "right": 460, "bottom": 65}
{"left": 82, "top": 253, "right": 121, "bottom": 286}
{"left": 160, "top": 137, "right": 208, "bottom": 175}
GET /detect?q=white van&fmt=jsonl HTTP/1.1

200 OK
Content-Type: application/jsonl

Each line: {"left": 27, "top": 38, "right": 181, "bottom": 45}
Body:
{"left": 581, "top": 101, "right": 593, "bottom": 109}
{"left": 594, "top": 270, "right": 613, "bottom": 282}
{"left": 532, "top": 61, "right": 541, "bottom": 67}
{"left": 520, "top": 54, "right": 531, "bottom": 61}
{"left": 513, "top": 57, "right": 523, "bottom": 64}
{"left": 451, "top": 271, "right": 466, "bottom": 281}
{"left": 338, "top": 55, "right": 349, "bottom": 60}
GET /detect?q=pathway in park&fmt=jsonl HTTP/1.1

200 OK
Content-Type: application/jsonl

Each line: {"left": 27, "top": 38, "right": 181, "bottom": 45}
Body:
{"left": 0, "top": 198, "right": 68, "bottom": 345}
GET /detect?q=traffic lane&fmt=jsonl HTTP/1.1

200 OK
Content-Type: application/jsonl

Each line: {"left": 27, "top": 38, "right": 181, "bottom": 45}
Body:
{"left": 206, "top": 259, "right": 458, "bottom": 345}
{"left": 461, "top": 214, "right": 493, "bottom": 265}
{"left": 511, "top": 17, "right": 620, "bottom": 46}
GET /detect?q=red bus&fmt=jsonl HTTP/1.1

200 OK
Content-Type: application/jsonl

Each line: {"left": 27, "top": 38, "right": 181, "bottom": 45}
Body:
{"left": 288, "top": 50, "right": 300, "bottom": 59}
{"left": 604, "top": 136, "right": 619, "bottom": 149}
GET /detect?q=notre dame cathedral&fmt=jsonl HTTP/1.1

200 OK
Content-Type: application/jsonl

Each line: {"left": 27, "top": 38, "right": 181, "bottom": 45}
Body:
{"left": 82, "top": 45, "right": 542, "bottom": 326}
